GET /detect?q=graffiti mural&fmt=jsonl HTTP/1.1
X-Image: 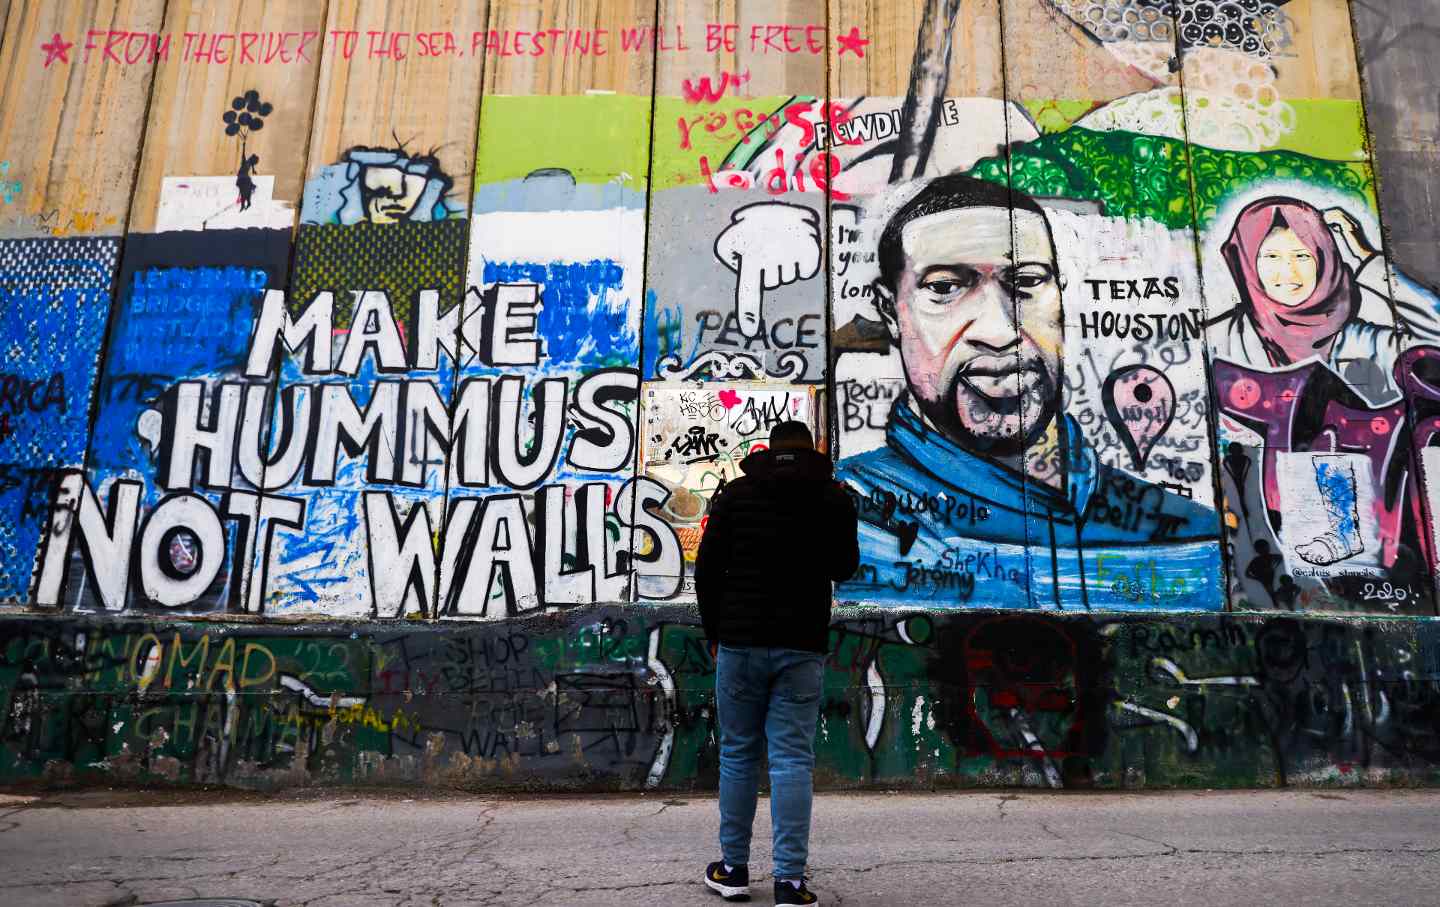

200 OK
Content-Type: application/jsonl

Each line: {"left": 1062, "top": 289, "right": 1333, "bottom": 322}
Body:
{"left": 831, "top": 175, "right": 1221, "bottom": 610}
{"left": 39, "top": 230, "right": 294, "bottom": 614}
{"left": 4, "top": 609, "right": 1437, "bottom": 790}
{"left": 641, "top": 383, "right": 816, "bottom": 567}
{"left": 302, "top": 146, "right": 460, "bottom": 226}
{"left": 0, "top": 238, "right": 120, "bottom": 602}
{"left": 0, "top": 0, "right": 1437, "bottom": 790}
{"left": 1206, "top": 193, "right": 1440, "bottom": 615}
{"left": 223, "top": 90, "right": 273, "bottom": 214}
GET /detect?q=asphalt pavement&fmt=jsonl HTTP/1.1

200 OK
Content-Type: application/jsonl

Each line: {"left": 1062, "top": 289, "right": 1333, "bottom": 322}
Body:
{"left": 2, "top": 787, "right": 1438, "bottom": 906}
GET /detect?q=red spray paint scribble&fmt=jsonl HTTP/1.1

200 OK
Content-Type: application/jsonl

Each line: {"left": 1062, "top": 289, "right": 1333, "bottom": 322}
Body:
{"left": 681, "top": 70, "right": 751, "bottom": 104}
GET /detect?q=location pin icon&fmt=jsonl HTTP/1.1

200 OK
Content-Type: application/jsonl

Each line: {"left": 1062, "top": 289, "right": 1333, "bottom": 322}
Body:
{"left": 1102, "top": 364, "right": 1176, "bottom": 471}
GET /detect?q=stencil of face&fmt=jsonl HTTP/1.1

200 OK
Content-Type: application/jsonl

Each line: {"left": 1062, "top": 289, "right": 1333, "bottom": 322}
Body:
{"left": 361, "top": 165, "right": 427, "bottom": 224}
{"left": 889, "top": 207, "right": 1062, "bottom": 456}
{"left": 1256, "top": 226, "right": 1318, "bottom": 306}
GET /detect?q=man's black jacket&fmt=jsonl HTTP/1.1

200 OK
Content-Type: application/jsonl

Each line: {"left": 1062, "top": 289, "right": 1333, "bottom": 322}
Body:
{"left": 694, "top": 446, "right": 860, "bottom": 654}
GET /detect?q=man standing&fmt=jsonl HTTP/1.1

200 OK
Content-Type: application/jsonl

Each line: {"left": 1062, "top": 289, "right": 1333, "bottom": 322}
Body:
{"left": 696, "top": 420, "right": 860, "bottom": 905}
{"left": 837, "top": 174, "right": 1221, "bottom": 610}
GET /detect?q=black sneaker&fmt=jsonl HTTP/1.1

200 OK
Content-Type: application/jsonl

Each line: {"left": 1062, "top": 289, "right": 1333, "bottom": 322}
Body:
{"left": 703, "top": 861, "right": 750, "bottom": 900}
{"left": 774, "top": 878, "right": 819, "bottom": 905}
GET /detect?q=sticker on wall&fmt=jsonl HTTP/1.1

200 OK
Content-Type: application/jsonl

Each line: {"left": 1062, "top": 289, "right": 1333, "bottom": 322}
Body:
{"left": 1276, "top": 452, "right": 1380, "bottom": 579}
{"left": 640, "top": 383, "right": 815, "bottom": 568}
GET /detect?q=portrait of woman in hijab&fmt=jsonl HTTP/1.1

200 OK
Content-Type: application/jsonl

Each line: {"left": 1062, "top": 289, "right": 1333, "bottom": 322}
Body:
{"left": 1207, "top": 196, "right": 1440, "bottom": 404}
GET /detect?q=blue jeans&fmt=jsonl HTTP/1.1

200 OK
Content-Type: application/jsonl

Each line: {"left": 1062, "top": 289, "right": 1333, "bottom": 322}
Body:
{"left": 715, "top": 644, "right": 825, "bottom": 880}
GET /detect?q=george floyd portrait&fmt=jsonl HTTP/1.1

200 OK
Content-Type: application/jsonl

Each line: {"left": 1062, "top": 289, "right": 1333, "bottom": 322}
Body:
{"left": 832, "top": 175, "right": 1221, "bottom": 610}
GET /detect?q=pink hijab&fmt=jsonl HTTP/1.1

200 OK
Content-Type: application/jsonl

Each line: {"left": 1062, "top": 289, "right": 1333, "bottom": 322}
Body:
{"left": 1221, "top": 197, "right": 1358, "bottom": 366}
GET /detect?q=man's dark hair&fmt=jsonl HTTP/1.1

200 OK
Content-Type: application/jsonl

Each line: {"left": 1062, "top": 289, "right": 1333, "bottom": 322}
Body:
{"left": 769, "top": 420, "right": 814, "bottom": 449}
{"left": 876, "top": 175, "right": 1052, "bottom": 292}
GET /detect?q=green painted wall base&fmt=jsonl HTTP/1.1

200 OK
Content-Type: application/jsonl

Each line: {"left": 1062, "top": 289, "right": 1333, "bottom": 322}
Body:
{"left": 2, "top": 607, "right": 1438, "bottom": 791}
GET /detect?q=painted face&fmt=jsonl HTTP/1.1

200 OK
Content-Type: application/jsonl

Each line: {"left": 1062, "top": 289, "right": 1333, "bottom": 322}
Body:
{"left": 1255, "top": 226, "right": 1318, "bottom": 306}
{"left": 888, "top": 207, "right": 1063, "bottom": 456}
{"left": 361, "top": 165, "right": 428, "bottom": 224}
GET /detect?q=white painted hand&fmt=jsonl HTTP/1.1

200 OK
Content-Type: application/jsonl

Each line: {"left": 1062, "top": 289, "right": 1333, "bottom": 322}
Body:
{"left": 713, "top": 202, "right": 822, "bottom": 338}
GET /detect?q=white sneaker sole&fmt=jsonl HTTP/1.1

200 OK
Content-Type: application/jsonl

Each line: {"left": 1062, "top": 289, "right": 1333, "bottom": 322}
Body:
{"left": 703, "top": 876, "right": 750, "bottom": 899}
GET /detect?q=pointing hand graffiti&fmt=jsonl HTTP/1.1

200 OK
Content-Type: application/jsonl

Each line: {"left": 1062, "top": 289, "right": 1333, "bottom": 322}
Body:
{"left": 713, "top": 202, "right": 822, "bottom": 338}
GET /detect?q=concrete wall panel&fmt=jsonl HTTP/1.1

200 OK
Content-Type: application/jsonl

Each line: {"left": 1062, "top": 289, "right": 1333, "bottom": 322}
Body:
{"left": 1, "top": 0, "right": 1439, "bottom": 790}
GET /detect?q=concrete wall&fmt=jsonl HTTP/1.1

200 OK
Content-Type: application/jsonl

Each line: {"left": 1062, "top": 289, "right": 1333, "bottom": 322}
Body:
{"left": 1351, "top": 0, "right": 1440, "bottom": 294}
{"left": 0, "top": 0, "right": 1437, "bottom": 789}
{"left": 6, "top": 609, "right": 1440, "bottom": 790}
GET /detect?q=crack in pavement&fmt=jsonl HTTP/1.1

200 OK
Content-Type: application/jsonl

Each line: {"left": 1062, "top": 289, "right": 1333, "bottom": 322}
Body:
{"left": 13, "top": 844, "right": 1440, "bottom": 891}
{"left": 995, "top": 794, "right": 1019, "bottom": 820}
{"left": 615, "top": 798, "right": 685, "bottom": 849}
{"left": 816, "top": 844, "right": 1440, "bottom": 876}
{"left": 1114, "top": 830, "right": 1180, "bottom": 854}
{"left": 7, "top": 790, "right": 1440, "bottom": 906}
{"left": 534, "top": 879, "right": 697, "bottom": 895}
{"left": 0, "top": 805, "right": 31, "bottom": 834}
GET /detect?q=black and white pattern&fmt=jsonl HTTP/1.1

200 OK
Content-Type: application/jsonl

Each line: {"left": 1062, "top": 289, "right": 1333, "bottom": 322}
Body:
{"left": 1051, "top": 0, "right": 1292, "bottom": 57}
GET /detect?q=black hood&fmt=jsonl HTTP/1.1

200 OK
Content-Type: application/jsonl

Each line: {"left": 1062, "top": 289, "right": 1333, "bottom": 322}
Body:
{"left": 739, "top": 446, "right": 833, "bottom": 481}
{"left": 696, "top": 441, "right": 860, "bottom": 655}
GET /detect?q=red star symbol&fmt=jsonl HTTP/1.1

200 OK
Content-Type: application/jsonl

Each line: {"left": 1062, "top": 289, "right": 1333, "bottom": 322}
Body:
{"left": 40, "top": 33, "right": 72, "bottom": 68}
{"left": 836, "top": 27, "right": 869, "bottom": 58}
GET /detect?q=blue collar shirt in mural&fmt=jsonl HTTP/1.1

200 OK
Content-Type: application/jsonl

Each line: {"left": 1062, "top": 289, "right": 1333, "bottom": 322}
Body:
{"left": 834, "top": 400, "right": 1223, "bottom": 611}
